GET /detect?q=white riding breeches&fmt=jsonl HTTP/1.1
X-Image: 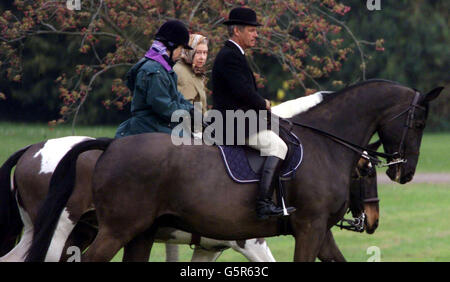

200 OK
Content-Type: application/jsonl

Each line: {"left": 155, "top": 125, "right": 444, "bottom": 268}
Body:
{"left": 246, "top": 130, "right": 288, "bottom": 160}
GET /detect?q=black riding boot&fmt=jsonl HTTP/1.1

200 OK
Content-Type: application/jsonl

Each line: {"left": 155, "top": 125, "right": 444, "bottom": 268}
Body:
{"left": 256, "top": 156, "right": 296, "bottom": 220}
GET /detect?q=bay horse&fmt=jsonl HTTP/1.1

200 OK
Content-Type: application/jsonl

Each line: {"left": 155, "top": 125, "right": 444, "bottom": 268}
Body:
{"left": 25, "top": 80, "right": 443, "bottom": 262}
{"left": 163, "top": 141, "right": 383, "bottom": 262}
{"left": 1, "top": 125, "right": 380, "bottom": 262}
{"left": 349, "top": 148, "right": 380, "bottom": 235}
{"left": 335, "top": 141, "right": 381, "bottom": 235}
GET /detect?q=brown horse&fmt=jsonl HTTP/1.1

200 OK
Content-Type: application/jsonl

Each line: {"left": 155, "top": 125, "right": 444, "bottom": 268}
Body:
{"left": 26, "top": 80, "right": 443, "bottom": 261}
{"left": 317, "top": 141, "right": 381, "bottom": 262}
{"left": 0, "top": 134, "right": 379, "bottom": 262}
{"left": 167, "top": 144, "right": 383, "bottom": 262}
{"left": 350, "top": 151, "right": 380, "bottom": 235}
{"left": 334, "top": 143, "right": 381, "bottom": 236}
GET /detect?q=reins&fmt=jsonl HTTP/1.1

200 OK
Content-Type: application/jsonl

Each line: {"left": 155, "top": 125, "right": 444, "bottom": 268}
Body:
{"left": 284, "top": 120, "right": 391, "bottom": 167}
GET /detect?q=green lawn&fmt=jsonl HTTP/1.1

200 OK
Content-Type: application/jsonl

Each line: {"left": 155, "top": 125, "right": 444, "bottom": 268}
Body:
{"left": 0, "top": 122, "right": 116, "bottom": 163}
{"left": 414, "top": 132, "right": 450, "bottom": 172}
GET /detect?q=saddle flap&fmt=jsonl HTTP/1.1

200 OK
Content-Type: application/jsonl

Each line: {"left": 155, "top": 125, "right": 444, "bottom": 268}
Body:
{"left": 244, "top": 147, "right": 265, "bottom": 174}
{"left": 217, "top": 131, "right": 304, "bottom": 184}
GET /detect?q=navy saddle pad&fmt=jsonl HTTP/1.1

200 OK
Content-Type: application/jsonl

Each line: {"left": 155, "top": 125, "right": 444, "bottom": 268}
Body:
{"left": 217, "top": 137, "right": 303, "bottom": 184}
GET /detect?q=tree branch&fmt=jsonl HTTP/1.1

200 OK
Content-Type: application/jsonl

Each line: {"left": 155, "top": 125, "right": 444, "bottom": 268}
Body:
{"left": 312, "top": 6, "right": 367, "bottom": 80}
{"left": 80, "top": 0, "right": 104, "bottom": 49}
{"left": 189, "top": 0, "right": 204, "bottom": 22}
{"left": 71, "top": 63, "right": 131, "bottom": 133}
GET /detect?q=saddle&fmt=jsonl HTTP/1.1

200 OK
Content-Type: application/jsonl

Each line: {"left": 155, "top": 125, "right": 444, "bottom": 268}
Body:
{"left": 217, "top": 123, "right": 303, "bottom": 183}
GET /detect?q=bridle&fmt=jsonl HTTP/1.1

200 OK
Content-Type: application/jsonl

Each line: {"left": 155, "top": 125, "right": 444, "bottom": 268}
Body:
{"left": 377, "top": 90, "right": 425, "bottom": 166}
{"left": 283, "top": 90, "right": 425, "bottom": 168}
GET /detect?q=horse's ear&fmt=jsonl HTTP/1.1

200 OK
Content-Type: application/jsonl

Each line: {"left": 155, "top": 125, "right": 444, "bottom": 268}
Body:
{"left": 423, "top": 87, "right": 444, "bottom": 103}
{"left": 367, "top": 140, "right": 382, "bottom": 151}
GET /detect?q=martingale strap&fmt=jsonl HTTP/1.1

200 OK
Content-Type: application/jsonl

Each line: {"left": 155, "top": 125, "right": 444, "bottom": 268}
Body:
{"left": 395, "top": 91, "right": 423, "bottom": 158}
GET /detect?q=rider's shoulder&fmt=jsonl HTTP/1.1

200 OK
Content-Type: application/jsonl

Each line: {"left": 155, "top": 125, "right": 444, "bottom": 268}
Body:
{"left": 140, "top": 59, "right": 167, "bottom": 75}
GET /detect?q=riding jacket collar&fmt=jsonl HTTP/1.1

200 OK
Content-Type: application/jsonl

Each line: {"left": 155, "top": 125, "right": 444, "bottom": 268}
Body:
{"left": 228, "top": 39, "right": 245, "bottom": 55}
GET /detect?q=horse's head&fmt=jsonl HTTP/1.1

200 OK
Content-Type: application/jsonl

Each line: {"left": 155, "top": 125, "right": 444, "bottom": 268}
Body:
{"left": 350, "top": 141, "right": 381, "bottom": 234}
{"left": 361, "top": 165, "right": 379, "bottom": 234}
{"left": 378, "top": 87, "right": 444, "bottom": 184}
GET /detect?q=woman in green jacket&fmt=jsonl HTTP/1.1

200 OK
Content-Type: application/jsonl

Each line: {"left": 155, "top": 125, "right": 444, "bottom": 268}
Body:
{"left": 115, "top": 20, "right": 194, "bottom": 138}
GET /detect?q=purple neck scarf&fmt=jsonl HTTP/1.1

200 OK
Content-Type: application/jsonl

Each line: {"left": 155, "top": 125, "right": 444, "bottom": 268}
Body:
{"left": 144, "top": 40, "right": 172, "bottom": 72}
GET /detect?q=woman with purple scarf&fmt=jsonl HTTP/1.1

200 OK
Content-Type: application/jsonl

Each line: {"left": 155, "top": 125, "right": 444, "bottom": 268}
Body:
{"left": 115, "top": 20, "right": 194, "bottom": 138}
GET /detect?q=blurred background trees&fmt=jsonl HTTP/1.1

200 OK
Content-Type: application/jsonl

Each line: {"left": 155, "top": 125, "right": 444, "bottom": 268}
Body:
{"left": 0, "top": 0, "right": 448, "bottom": 130}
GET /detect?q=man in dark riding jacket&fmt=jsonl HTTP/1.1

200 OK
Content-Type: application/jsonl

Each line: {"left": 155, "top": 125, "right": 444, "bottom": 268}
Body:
{"left": 212, "top": 8, "right": 295, "bottom": 219}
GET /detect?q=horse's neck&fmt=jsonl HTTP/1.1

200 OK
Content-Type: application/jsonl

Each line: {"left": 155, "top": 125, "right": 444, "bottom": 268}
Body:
{"left": 295, "top": 83, "right": 402, "bottom": 147}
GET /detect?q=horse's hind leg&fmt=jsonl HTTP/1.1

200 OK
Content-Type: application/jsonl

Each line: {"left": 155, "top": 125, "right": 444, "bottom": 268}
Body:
{"left": 0, "top": 202, "right": 33, "bottom": 262}
{"left": 317, "top": 230, "right": 346, "bottom": 262}
{"left": 60, "top": 221, "right": 98, "bottom": 262}
{"left": 44, "top": 208, "right": 78, "bottom": 261}
{"left": 81, "top": 228, "right": 124, "bottom": 262}
{"left": 292, "top": 217, "right": 328, "bottom": 262}
{"left": 82, "top": 220, "right": 155, "bottom": 262}
{"left": 123, "top": 231, "right": 154, "bottom": 262}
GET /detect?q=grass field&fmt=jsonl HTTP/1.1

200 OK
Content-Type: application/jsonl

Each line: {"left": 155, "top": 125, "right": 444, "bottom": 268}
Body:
{"left": 1, "top": 122, "right": 449, "bottom": 262}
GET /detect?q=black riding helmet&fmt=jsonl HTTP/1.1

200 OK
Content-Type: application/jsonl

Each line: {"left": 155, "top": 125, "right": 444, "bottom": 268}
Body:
{"left": 155, "top": 20, "right": 193, "bottom": 52}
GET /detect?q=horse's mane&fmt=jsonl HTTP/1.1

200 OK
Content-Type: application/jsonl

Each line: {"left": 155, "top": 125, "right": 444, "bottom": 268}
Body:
{"left": 272, "top": 79, "right": 405, "bottom": 118}
{"left": 319, "top": 79, "right": 404, "bottom": 105}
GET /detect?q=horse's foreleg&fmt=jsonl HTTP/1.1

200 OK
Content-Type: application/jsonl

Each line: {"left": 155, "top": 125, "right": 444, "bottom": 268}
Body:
{"left": 123, "top": 232, "right": 153, "bottom": 262}
{"left": 191, "top": 247, "right": 222, "bottom": 262}
{"left": 230, "top": 239, "right": 276, "bottom": 262}
{"left": 165, "top": 244, "right": 179, "bottom": 262}
{"left": 293, "top": 218, "right": 328, "bottom": 262}
{"left": 317, "top": 230, "right": 346, "bottom": 262}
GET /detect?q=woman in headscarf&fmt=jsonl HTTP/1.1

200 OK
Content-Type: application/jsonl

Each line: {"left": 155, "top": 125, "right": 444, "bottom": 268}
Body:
{"left": 174, "top": 34, "right": 209, "bottom": 113}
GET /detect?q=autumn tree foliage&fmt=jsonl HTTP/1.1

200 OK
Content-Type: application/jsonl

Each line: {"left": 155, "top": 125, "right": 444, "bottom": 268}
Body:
{"left": 0, "top": 0, "right": 383, "bottom": 127}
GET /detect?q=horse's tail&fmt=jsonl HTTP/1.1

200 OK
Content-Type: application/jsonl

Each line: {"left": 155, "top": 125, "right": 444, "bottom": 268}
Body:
{"left": 25, "top": 137, "right": 114, "bottom": 262}
{"left": 0, "top": 145, "right": 31, "bottom": 256}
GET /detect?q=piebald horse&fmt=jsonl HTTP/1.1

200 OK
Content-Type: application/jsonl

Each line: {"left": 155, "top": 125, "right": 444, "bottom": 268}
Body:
{"left": 0, "top": 137, "right": 274, "bottom": 262}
